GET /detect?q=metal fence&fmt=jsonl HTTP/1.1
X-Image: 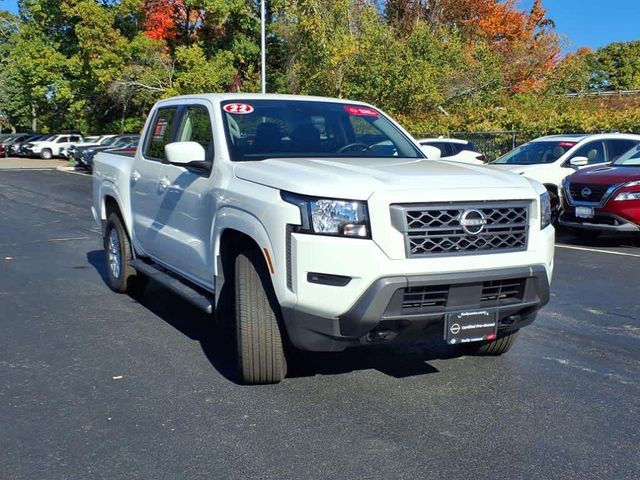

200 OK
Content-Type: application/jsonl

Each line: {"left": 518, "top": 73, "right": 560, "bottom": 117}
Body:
{"left": 564, "top": 89, "right": 640, "bottom": 98}
{"left": 413, "top": 130, "right": 534, "bottom": 161}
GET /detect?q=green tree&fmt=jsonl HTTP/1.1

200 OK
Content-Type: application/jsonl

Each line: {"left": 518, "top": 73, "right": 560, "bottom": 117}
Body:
{"left": 594, "top": 41, "right": 640, "bottom": 91}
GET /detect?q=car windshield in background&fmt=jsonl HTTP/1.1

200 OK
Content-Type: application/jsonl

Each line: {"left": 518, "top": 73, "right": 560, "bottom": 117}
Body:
{"left": 101, "top": 137, "right": 117, "bottom": 146}
{"left": 492, "top": 141, "right": 576, "bottom": 165}
{"left": 220, "top": 100, "right": 422, "bottom": 161}
{"left": 613, "top": 144, "right": 640, "bottom": 166}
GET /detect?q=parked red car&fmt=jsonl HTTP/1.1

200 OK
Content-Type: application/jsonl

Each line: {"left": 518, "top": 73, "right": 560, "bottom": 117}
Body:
{"left": 560, "top": 145, "right": 640, "bottom": 237}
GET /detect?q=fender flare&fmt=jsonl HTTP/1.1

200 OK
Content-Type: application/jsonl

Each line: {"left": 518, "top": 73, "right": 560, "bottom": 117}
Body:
{"left": 99, "top": 181, "right": 133, "bottom": 238}
{"left": 212, "top": 206, "right": 276, "bottom": 277}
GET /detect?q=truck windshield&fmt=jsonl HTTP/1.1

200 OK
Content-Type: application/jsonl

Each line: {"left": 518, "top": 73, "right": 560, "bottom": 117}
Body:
{"left": 220, "top": 100, "right": 422, "bottom": 161}
{"left": 492, "top": 141, "right": 576, "bottom": 165}
{"left": 611, "top": 144, "right": 640, "bottom": 166}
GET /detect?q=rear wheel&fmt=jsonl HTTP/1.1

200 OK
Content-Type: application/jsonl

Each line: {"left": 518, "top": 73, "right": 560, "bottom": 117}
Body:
{"left": 465, "top": 330, "right": 519, "bottom": 356}
{"left": 40, "top": 149, "right": 52, "bottom": 160}
{"left": 235, "top": 250, "right": 287, "bottom": 384}
{"left": 104, "top": 213, "right": 140, "bottom": 293}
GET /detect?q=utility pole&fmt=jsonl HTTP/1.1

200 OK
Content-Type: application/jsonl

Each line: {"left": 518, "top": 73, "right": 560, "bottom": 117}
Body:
{"left": 261, "top": 0, "right": 266, "bottom": 94}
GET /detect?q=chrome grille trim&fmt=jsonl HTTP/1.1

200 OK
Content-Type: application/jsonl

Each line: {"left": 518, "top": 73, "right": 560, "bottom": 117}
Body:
{"left": 564, "top": 181, "right": 621, "bottom": 207}
{"left": 390, "top": 201, "right": 530, "bottom": 258}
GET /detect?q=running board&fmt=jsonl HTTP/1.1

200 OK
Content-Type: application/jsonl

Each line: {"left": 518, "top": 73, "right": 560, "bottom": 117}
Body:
{"left": 130, "top": 259, "right": 213, "bottom": 314}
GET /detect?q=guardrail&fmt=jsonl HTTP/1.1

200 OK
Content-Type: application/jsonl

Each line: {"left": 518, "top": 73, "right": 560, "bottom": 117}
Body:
{"left": 565, "top": 89, "right": 640, "bottom": 98}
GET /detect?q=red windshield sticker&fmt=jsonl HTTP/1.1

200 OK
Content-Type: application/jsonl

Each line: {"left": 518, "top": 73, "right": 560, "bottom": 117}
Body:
{"left": 344, "top": 105, "right": 380, "bottom": 117}
{"left": 223, "top": 103, "right": 254, "bottom": 115}
{"left": 152, "top": 119, "right": 168, "bottom": 139}
{"left": 559, "top": 142, "right": 577, "bottom": 147}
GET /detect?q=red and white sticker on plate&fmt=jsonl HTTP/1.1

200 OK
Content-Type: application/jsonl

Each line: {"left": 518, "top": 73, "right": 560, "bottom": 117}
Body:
{"left": 223, "top": 103, "right": 255, "bottom": 115}
{"left": 344, "top": 105, "right": 380, "bottom": 117}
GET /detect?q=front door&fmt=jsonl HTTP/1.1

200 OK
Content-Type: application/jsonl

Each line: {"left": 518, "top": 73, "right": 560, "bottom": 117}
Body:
{"left": 152, "top": 104, "right": 216, "bottom": 285}
{"left": 130, "top": 106, "right": 179, "bottom": 256}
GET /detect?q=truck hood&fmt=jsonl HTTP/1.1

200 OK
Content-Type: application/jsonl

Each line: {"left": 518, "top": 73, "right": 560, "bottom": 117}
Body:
{"left": 567, "top": 164, "right": 640, "bottom": 185}
{"left": 234, "top": 157, "right": 534, "bottom": 199}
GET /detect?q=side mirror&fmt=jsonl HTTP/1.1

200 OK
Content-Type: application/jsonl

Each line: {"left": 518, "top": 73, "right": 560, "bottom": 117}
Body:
{"left": 420, "top": 144, "right": 442, "bottom": 161}
{"left": 165, "top": 141, "right": 206, "bottom": 165}
{"left": 569, "top": 156, "right": 588, "bottom": 167}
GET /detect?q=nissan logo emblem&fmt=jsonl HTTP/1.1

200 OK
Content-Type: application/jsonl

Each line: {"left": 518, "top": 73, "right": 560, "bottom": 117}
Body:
{"left": 581, "top": 187, "right": 592, "bottom": 198}
{"left": 459, "top": 209, "right": 487, "bottom": 235}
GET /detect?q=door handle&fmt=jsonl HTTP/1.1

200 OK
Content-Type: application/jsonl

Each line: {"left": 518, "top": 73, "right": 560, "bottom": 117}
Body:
{"left": 158, "top": 177, "right": 171, "bottom": 190}
{"left": 131, "top": 170, "right": 141, "bottom": 181}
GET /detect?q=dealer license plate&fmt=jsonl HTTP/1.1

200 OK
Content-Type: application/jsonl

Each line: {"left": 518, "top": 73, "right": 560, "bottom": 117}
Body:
{"left": 575, "top": 206, "right": 594, "bottom": 219}
{"left": 445, "top": 310, "right": 498, "bottom": 345}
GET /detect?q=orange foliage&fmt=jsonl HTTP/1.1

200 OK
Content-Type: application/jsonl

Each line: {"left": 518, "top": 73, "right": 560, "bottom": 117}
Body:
{"left": 143, "top": 0, "right": 186, "bottom": 42}
{"left": 440, "top": 0, "right": 560, "bottom": 92}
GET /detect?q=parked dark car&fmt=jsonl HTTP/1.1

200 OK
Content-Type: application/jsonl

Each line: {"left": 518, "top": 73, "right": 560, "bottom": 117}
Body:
{"left": 77, "top": 135, "right": 140, "bottom": 171}
{"left": 560, "top": 144, "right": 640, "bottom": 238}
{"left": 2, "top": 133, "right": 40, "bottom": 157}
{"left": 12, "top": 135, "right": 48, "bottom": 156}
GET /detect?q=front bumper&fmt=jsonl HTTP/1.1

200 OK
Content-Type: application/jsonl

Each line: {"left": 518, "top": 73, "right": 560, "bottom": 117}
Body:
{"left": 560, "top": 202, "right": 640, "bottom": 232}
{"left": 559, "top": 212, "right": 640, "bottom": 232}
{"left": 281, "top": 265, "right": 550, "bottom": 352}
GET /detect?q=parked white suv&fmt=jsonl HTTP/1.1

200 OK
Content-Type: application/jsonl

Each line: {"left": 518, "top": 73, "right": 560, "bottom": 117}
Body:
{"left": 489, "top": 134, "right": 640, "bottom": 218}
{"left": 92, "top": 94, "right": 554, "bottom": 384}
{"left": 24, "top": 134, "right": 84, "bottom": 159}
{"left": 417, "top": 138, "right": 486, "bottom": 164}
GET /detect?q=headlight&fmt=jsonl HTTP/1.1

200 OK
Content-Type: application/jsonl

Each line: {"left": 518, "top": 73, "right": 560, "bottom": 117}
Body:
{"left": 614, "top": 181, "right": 640, "bottom": 201}
{"left": 282, "top": 192, "right": 370, "bottom": 238}
{"left": 614, "top": 191, "right": 640, "bottom": 201}
{"left": 540, "top": 192, "right": 552, "bottom": 230}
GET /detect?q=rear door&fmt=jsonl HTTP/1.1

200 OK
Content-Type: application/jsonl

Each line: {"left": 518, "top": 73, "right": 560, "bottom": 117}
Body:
{"left": 130, "top": 106, "right": 179, "bottom": 256}
{"left": 153, "top": 102, "right": 216, "bottom": 285}
{"left": 54, "top": 136, "right": 69, "bottom": 155}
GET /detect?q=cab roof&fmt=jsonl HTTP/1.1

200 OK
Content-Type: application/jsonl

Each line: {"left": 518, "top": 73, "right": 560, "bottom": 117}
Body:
{"left": 156, "top": 93, "right": 371, "bottom": 106}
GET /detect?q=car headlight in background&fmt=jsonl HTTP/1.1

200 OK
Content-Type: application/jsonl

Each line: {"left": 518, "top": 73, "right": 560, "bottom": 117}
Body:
{"left": 540, "top": 192, "right": 552, "bottom": 229}
{"left": 614, "top": 181, "right": 640, "bottom": 201}
{"left": 282, "top": 192, "right": 370, "bottom": 238}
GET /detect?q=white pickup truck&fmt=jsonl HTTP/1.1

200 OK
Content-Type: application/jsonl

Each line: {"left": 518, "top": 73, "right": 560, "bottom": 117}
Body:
{"left": 92, "top": 93, "right": 554, "bottom": 384}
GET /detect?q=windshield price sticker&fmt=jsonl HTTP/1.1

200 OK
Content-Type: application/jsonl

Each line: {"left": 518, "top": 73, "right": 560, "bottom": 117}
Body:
{"left": 223, "top": 103, "right": 255, "bottom": 115}
{"left": 445, "top": 310, "right": 498, "bottom": 344}
{"left": 344, "top": 105, "right": 380, "bottom": 117}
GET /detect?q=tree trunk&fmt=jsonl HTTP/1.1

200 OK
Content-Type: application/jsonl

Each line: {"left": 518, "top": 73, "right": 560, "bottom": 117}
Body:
{"left": 31, "top": 103, "right": 37, "bottom": 132}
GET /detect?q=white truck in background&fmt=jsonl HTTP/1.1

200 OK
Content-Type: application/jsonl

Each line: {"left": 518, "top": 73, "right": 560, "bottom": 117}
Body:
{"left": 92, "top": 93, "right": 554, "bottom": 384}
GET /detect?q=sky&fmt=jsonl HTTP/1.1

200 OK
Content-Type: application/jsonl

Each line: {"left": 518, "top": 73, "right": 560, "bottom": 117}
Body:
{"left": 1, "top": 0, "right": 639, "bottom": 53}
{"left": 520, "top": 0, "right": 640, "bottom": 52}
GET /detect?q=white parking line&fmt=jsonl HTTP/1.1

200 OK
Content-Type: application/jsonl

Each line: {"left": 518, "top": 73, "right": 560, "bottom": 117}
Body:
{"left": 556, "top": 244, "right": 640, "bottom": 258}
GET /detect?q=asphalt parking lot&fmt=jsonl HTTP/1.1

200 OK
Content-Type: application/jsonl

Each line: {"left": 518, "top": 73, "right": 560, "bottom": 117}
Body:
{"left": 1, "top": 169, "right": 639, "bottom": 480}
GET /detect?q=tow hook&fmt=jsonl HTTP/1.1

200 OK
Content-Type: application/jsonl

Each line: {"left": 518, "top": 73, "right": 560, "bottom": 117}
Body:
{"left": 366, "top": 329, "right": 397, "bottom": 343}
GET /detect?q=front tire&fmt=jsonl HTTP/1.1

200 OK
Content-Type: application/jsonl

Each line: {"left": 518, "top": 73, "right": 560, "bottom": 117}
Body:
{"left": 104, "top": 213, "right": 139, "bottom": 293}
{"left": 40, "top": 149, "right": 52, "bottom": 160}
{"left": 465, "top": 330, "right": 519, "bottom": 356}
{"left": 235, "top": 250, "right": 287, "bottom": 384}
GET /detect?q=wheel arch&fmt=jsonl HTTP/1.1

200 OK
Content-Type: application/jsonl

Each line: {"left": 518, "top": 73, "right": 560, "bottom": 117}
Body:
{"left": 98, "top": 182, "right": 133, "bottom": 240}
{"left": 212, "top": 207, "right": 285, "bottom": 309}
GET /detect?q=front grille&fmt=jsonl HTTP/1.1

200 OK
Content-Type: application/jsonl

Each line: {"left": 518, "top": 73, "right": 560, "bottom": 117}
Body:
{"left": 392, "top": 202, "right": 529, "bottom": 257}
{"left": 401, "top": 285, "right": 449, "bottom": 313}
{"left": 390, "top": 277, "right": 528, "bottom": 317}
{"left": 480, "top": 278, "right": 526, "bottom": 307}
{"left": 568, "top": 183, "right": 611, "bottom": 203}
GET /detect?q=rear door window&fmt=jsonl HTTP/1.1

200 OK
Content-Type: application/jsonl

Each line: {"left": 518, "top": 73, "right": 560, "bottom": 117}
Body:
{"left": 144, "top": 107, "right": 178, "bottom": 161}
{"left": 606, "top": 139, "right": 639, "bottom": 162}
